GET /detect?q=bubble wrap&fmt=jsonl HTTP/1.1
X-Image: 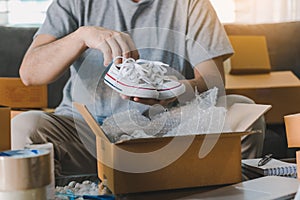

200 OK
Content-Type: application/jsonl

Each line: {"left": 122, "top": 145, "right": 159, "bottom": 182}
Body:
{"left": 101, "top": 87, "right": 227, "bottom": 142}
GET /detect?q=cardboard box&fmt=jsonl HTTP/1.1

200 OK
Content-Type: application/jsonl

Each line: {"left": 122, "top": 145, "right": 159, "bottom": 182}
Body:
{"left": 74, "top": 103, "right": 271, "bottom": 194}
{"left": 10, "top": 108, "right": 55, "bottom": 119}
{"left": 225, "top": 71, "right": 300, "bottom": 123}
{"left": 225, "top": 35, "right": 271, "bottom": 74}
{"left": 0, "top": 78, "right": 47, "bottom": 108}
{"left": 10, "top": 110, "right": 26, "bottom": 119}
{"left": 0, "top": 106, "right": 10, "bottom": 151}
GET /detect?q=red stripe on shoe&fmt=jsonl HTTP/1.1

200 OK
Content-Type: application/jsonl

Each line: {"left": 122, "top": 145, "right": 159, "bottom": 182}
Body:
{"left": 106, "top": 73, "right": 157, "bottom": 91}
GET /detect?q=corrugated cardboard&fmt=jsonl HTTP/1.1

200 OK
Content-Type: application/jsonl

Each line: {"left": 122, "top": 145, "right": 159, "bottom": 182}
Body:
{"left": 284, "top": 113, "right": 300, "bottom": 148}
{"left": 297, "top": 151, "right": 300, "bottom": 180}
{"left": 0, "top": 106, "right": 10, "bottom": 151}
{"left": 10, "top": 110, "right": 26, "bottom": 119}
{"left": 0, "top": 78, "right": 47, "bottom": 108}
{"left": 225, "top": 71, "right": 300, "bottom": 124}
{"left": 227, "top": 35, "right": 271, "bottom": 74}
{"left": 75, "top": 102, "right": 271, "bottom": 194}
{"left": 10, "top": 108, "right": 55, "bottom": 119}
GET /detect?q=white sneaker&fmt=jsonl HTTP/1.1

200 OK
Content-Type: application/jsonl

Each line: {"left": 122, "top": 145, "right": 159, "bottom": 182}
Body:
{"left": 135, "top": 59, "right": 186, "bottom": 100}
{"left": 104, "top": 57, "right": 185, "bottom": 99}
{"left": 104, "top": 57, "right": 159, "bottom": 99}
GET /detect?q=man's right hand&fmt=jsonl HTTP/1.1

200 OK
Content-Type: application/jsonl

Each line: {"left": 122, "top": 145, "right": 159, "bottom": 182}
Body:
{"left": 20, "top": 26, "right": 139, "bottom": 86}
{"left": 77, "top": 26, "right": 139, "bottom": 66}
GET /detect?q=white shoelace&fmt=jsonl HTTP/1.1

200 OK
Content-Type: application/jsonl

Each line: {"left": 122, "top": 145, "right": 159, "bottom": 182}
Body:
{"left": 114, "top": 56, "right": 168, "bottom": 86}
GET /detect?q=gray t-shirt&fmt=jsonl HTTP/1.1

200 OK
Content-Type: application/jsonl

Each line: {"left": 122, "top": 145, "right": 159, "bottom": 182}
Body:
{"left": 36, "top": 0, "right": 233, "bottom": 120}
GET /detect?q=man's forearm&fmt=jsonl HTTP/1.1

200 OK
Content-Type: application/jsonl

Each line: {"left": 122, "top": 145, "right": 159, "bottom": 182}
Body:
{"left": 20, "top": 26, "right": 139, "bottom": 86}
{"left": 185, "top": 56, "right": 226, "bottom": 100}
{"left": 20, "top": 28, "right": 87, "bottom": 86}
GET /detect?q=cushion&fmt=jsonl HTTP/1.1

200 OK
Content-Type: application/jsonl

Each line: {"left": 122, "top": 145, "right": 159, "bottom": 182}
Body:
{"left": 224, "top": 22, "right": 300, "bottom": 78}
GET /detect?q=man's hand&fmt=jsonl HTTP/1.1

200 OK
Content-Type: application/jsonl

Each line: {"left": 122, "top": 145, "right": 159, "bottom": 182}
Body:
{"left": 77, "top": 26, "right": 139, "bottom": 66}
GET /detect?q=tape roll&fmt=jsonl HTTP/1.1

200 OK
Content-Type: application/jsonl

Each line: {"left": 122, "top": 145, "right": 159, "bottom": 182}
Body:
{"left": 0, "top": 149, "right": 51, "bottom": 191}
{"left": 0, "top": 186, "right": 46, "bottom": 200}
{"left": 25, "top": 143, "right": 55, "bottom": 200}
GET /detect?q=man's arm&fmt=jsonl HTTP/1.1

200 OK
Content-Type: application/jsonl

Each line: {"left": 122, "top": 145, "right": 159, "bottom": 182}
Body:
{"left": 20, "top": 26, "right": 139, "bottom": 86}
{"left": 19, "top": 32, "right": 85, "bottom": 85}
{"left": 190, "top": 56, "right": 225, "bottom": 95}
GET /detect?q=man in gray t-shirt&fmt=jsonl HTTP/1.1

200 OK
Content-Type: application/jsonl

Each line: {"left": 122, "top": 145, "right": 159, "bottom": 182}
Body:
{"left": 12, "top": 0, "right": 265, "bottom": 176}
{"left": 34, "top": 0, "right": 233, "bottom": 119}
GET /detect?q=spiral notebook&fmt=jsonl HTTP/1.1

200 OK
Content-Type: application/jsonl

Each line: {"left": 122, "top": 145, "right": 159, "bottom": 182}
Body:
{"left": 242, "top": 158, "right": 297, "bottom": 177}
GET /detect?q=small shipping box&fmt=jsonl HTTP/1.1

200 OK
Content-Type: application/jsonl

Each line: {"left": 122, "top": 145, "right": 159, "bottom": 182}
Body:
{"left": 226, "top": 71, "right": 300, "bottom": 123}
{"left": 75, "top": 102, "right": 271, "bottom": 194}
{"left": 0, "top": 78, "right": 47, "bottom": 108}
{"left": 225, "top": 35, "right": 271, "bottom": 74}
{"left": 0, "top": 106, "right": 10, "bottom": 151}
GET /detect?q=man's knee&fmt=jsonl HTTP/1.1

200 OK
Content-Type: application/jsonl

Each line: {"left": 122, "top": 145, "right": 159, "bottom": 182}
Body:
{"left": 11, "top": 111, "right": 48, "bottom": 149}
{"left": 242, "top": 131, "right": 264, "bottom": 159}
{"left": 218, "top": 94, "right": 266, "bottom": 158}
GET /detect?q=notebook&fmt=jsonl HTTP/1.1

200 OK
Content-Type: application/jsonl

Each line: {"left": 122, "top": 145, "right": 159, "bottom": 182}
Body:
{"left": 242, "top": 158, "right": 297, "bottom": 177}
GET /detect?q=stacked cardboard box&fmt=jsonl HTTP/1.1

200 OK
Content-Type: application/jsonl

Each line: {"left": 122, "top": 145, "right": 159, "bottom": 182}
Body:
{"left": 225, "top": 36, "right": 300, "bottom": 123}
{"left": 0, "top": 78, "right": 47, "bottom": 150}
{"left": 0, "top": 78, "right": 47, "bottom": 109}
{"left": 226, "top": 36, "right": 271, "bottom": 74}
{"left": 0, "top": 106, "right": 10, "bottom": 151}
{"left": 226, "top": 71, "right": 300, "bottom": 123}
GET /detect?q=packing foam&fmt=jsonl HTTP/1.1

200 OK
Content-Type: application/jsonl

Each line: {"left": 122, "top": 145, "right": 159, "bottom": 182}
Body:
{"left": 55, "top": 180, "right": 110, "bottom": 199}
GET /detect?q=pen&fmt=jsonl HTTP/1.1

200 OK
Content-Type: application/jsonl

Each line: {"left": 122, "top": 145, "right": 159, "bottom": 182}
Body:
{"left": 258, "top": 153, "right": 273, "bottom": 166}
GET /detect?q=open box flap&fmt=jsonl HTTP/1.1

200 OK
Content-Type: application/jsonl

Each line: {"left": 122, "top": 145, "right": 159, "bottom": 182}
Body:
{"left": 73, "top": 102, "right": 111, "bottom": 143}
{"left": 225, "top": 103, "right": 271, "bottom": 132}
